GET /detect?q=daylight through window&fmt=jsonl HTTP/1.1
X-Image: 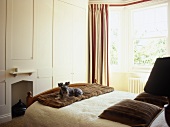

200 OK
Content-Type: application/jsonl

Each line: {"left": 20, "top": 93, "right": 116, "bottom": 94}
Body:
{"left": 132, "top": 4, "right": 168, "bottom": 67}
{"left": 109, "top": 2, "right": 168, "bottom": 72}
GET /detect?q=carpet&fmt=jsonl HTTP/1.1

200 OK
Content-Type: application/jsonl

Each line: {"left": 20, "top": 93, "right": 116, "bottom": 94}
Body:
{"left": 0, "top": 116, "right": 24, "bottom": 127}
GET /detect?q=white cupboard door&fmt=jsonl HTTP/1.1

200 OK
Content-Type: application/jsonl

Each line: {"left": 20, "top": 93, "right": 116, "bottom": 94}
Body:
{"left": 72, "top": 6, "right": 88, "bottom": 83}
{"left": 34, "top": 0, "right": 53, "bottom": 93}
{"left": 6, "top": 0, "right": 36, "bottom": 71}
{"left": 53, "top": 0, "right": 88, "bottom": 86}
{"left": 0, "top": 0, "right": 6, "bottom": 115}
{"left": 53, "top": 1, "right": 73, "bottom": 86}
{"left": 7, "top": 0, "right": 34, "bottom": 60}
{"left": 35, "top": 0, "right": 53, "bottom": 68}
{"left": 0, "top": 0, "right": 6, "bottom": 71}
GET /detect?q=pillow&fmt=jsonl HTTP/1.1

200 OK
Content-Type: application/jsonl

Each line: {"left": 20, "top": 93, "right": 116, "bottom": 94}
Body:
{"left": 99, "top": 99, "right": 162, "bottom": 127}
{"left": 134, "top": 92, "right": 168, "bottom": 108}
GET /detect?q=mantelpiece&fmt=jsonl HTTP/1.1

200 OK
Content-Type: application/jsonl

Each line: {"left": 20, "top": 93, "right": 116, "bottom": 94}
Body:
{"left": 10, "top": 70, "right": 35, "bottom": 77}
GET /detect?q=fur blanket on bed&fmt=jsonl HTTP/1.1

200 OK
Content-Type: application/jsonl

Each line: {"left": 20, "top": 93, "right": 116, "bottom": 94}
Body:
{"left": 37, "top": 83, "right": 114, "bottom": 108}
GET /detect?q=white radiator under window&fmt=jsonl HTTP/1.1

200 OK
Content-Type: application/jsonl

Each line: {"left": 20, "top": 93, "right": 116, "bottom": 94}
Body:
{"left": 128, "top": 77, "right": 146, "bottom": 94}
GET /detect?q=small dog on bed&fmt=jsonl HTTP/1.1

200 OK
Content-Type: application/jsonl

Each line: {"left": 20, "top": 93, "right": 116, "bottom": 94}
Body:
{"left": 58, "top": 82, "right": 83, "bottom": 99}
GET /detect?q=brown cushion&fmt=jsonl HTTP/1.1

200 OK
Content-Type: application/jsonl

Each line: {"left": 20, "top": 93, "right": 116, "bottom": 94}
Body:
{"left": 99, "top": 99, "right": 161, "bottom": 127}
{"left": 134, "top": 92, "right": 168, "bottom": 108}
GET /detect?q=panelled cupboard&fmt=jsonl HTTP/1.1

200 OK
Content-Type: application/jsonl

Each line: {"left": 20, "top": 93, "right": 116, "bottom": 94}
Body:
{"left": 0, "top": 0, "right": 88, "bottom": 123}
{"left": 53, "top": 0, "right": 88, "bottom": 87}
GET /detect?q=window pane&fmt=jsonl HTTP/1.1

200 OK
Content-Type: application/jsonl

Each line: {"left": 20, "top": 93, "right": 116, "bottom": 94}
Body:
{"left": 133, "top": 6, "right": 167, "bottom": 38}
{"left": 109, "top": 11, "right": 121, "bottom": 65}
{"left": 134, "top": 38, "right": 167, "bottom": 66}
{"left": 132, "top": 4, "right": 168, "bottom": 66}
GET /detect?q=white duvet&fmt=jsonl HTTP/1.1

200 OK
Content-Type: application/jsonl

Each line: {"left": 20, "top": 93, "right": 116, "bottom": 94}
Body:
{"left": 24, "top": 91, "right": 137, "bottom": 127}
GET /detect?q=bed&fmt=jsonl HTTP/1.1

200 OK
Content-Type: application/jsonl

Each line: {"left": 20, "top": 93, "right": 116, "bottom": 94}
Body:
{"left": 23, "top": 83, "right": 168, "bottom": 127}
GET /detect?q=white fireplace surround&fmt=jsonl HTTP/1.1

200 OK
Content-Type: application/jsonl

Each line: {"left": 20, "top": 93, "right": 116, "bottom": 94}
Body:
{"left": 0, "top": 70, "right": 37, "bottom": 123}
{"left": 12, "top": 80, "right": 33, "bottom": 106}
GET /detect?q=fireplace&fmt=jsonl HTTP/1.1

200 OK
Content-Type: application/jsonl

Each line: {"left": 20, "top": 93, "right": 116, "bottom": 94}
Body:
{"left": 11, "top": 80, "right": 33, "bottom": 117}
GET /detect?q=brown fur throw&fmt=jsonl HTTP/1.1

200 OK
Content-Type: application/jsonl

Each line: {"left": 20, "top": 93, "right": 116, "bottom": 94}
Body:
{"left": 37, "top": 83, "right": 114, "bottom": 108}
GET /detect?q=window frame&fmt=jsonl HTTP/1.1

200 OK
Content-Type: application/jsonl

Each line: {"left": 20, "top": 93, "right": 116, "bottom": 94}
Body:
{"left": 127, "top": 1, "right": 168, "bottom": 73}
{"left": 108, "top": 0, "right": 169, "bottom": 73}
{"left": 108, "top": 7, "right": 125, "bottom": 72}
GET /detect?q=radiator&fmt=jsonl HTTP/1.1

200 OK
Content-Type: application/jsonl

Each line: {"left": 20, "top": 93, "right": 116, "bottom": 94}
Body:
{"left": 128, "top": 78, "right": 145, "bottom": 94}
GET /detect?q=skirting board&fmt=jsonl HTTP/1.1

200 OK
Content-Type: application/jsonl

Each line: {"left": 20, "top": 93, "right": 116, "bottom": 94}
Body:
{"left": 0, "top": 113, "right": 11, "bottom": 124}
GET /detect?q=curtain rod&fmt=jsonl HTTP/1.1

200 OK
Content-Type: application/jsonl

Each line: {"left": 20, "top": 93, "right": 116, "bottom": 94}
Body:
{"left": 109, "top": 0, "right": 151, "bottom": 6}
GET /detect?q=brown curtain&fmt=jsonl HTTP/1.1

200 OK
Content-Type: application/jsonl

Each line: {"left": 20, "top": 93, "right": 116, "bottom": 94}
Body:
{"left": 88, "top": 4, "right": 109, "bottom": 86}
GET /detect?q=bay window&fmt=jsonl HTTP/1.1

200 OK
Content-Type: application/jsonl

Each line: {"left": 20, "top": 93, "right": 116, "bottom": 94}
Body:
{"left": 131, "top": 3, "right": 168, "bottom": 69}
{"left": 109, "top": 2, "right": 168, "bottom": 72}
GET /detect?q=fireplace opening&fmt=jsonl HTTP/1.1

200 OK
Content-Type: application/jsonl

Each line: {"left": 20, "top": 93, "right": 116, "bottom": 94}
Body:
{"left": 11, "top": 80, "right": 33, "bottom": 117}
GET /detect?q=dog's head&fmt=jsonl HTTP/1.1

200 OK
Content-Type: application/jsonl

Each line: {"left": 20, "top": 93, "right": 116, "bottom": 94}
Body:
{"left": 58, "top": 82, "right": 70, "bottom": 95}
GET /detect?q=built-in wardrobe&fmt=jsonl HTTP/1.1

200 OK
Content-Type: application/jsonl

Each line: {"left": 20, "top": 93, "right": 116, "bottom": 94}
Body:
{"left": 0, "top": 0, "right": 88, "bottom": 123}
